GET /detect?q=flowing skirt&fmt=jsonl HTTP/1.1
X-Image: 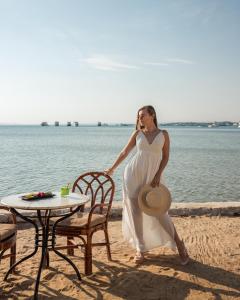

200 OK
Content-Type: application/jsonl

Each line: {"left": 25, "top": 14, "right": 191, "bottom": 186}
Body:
{"left": 122, "top": 151, "right": 176, "bottom": 252}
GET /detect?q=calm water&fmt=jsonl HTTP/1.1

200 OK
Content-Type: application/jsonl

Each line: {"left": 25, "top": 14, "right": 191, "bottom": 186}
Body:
{"left": 0, "top": 125, "right": 240, "bottom": 202}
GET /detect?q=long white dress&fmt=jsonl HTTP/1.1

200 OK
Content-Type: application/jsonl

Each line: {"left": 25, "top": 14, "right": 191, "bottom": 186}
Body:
{"left": 122, "top": 130, "right": 177, "bottom": 252}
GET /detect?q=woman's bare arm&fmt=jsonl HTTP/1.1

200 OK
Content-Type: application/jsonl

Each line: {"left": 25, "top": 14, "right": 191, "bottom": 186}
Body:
{"left": 104, "top": 130, "right": 139, "bottom": 175}
{"left": 151, "top": 130, "right": 170, "bottom": 187}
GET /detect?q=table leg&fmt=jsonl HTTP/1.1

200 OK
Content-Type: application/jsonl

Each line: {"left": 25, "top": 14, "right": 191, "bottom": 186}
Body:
{"left": 34, "top": 210, "right": 50, "bottom": 299}
{"left": 4, "top": 208, "right": 39, "bottom": 281}
{"left": 51, "top": 205, "right": 82, "bottom": 280}
{"left": 4, "top": 205, "right": 83, "bottom": 299}
{"left": 35, "top": 207, "right": 82, "bottom": 298}
{"left": 37, "top": 210, "right": 50, "bottom": 267}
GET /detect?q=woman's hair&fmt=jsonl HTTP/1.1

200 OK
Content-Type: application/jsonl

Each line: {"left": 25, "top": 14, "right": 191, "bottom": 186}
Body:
{"left": 135, "top": 105, "right": 158, "bottom": 130}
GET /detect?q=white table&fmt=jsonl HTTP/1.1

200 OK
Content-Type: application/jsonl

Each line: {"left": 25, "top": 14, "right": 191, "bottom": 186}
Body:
{"left": 1, "top": 192, "right": 89, "bottom": 300}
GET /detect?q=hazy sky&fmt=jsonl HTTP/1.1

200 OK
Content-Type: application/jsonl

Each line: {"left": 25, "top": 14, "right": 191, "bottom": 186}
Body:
{"left": 0, "top": 0, "right": 239, "bottom": 124}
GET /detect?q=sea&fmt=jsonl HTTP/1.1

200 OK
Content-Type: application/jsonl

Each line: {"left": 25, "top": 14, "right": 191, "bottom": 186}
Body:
{"left": 0, "top": 125, "right": 240, "bottom": 203}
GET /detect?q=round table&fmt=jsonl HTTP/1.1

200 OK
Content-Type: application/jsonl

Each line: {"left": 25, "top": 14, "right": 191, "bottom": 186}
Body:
{"left": 1, "top": 192, "right": 89, "bottom": 300}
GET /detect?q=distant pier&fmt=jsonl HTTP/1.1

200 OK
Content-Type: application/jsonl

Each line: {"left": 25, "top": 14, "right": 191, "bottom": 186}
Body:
{"left": 41, "top": 122, "right": 49, "bottom": 126}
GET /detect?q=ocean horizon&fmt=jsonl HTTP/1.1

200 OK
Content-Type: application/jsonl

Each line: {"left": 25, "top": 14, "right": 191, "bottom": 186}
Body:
{"left": 1, "top": 121, "right": 239, "bottom": 127}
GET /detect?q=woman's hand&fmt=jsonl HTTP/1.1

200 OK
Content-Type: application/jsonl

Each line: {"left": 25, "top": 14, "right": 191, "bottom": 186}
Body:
{"left": 104, "top": 168, "right": 114, "bottom": 176}
{"left": 151, "top": 173, "right": 161, "bottom": 188}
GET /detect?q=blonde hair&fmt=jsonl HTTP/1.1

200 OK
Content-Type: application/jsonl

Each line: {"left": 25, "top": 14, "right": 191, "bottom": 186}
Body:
{"left": 135, "top": 105, "right": 158, "bottom": 130}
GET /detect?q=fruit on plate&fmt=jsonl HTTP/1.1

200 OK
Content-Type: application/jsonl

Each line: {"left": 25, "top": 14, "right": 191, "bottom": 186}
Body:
{"left": 37, "top": 192, "right": 45, "bottom": 197}
{"left": 21, "top": 192, "right": 54, "bottom": 200}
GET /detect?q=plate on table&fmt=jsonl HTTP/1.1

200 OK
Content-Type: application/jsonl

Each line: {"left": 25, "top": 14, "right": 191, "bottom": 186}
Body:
{"left": 21, "top": 192, "right": 55, "bottom": 201}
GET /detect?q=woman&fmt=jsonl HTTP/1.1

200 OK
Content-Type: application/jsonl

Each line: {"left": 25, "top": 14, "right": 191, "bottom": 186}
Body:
{"left": 104, "top": 105, "right": 189, "bottom": 264}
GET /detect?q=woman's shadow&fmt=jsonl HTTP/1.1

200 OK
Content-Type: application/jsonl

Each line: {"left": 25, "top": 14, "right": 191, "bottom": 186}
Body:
{"left": 89, "top": 255, "right": 240, "bottom": 300}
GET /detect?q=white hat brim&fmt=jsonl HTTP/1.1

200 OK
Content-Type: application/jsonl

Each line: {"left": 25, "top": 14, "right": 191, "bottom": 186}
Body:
{"left": 138, "top": 184, "right": 172, "bottom": 216}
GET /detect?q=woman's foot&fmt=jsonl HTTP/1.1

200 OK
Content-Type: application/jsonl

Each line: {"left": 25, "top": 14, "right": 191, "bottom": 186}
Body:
{"left": 134, "top": 252, "right": 145, "bottom": 264}
{"left": 178, "top": 240, "right": 190, "bottom": 265}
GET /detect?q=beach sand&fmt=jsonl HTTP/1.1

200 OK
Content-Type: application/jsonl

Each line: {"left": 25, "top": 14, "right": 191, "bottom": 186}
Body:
{"left": 1, "top": 215, "right": 240, "bottom": 300}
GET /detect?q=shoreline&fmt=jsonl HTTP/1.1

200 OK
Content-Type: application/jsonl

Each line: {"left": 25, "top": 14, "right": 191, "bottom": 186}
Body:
{"left": 1, "top": 202, "right": 240, "bottom": 224}
{"left": 110, "top": 201, "right": 240, "bottom": 218}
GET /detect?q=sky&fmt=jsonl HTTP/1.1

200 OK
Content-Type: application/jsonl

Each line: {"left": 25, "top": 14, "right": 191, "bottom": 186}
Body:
{"left": 0, "top": 0, "right": 239, "bottom": 124}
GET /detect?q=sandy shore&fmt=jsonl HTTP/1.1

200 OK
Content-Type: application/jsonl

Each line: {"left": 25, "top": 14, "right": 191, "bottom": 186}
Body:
{"left": 1, "top": 215, "right": 240, "bottom": 300}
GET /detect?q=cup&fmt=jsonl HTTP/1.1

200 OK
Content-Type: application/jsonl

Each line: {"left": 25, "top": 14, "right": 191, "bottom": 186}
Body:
{"left": 61, "top": 186, "right": 70, "bottom": 197}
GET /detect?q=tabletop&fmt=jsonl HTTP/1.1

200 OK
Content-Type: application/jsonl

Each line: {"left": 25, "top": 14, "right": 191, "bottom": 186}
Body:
{"left": 0, "top": 192, "right": 89, "bottom": 210}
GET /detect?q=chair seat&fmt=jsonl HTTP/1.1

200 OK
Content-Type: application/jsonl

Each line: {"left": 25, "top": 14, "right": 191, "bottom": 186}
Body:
{"left": 0, "top": 224, "right": 16, "bottom": 242}
{"left": 0, "top": 209, "right": 13, "bottom": 223}
{"left": 55, "top": 213, "right": 106, "bottom": 229}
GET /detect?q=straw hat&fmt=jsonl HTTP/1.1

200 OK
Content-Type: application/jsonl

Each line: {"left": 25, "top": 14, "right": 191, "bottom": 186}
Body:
{"left": 138, "top": 183, "right": 172, "bottom": 216}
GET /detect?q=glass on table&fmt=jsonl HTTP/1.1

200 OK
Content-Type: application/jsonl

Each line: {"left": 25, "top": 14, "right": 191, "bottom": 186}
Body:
{"left": 60, "top": 184, "right": 70, "bottom": 197}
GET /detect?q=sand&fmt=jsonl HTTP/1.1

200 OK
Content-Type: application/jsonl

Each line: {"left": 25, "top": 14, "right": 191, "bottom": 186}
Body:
{"left": 0, "top": 215, "right": 240, "bottom": 300}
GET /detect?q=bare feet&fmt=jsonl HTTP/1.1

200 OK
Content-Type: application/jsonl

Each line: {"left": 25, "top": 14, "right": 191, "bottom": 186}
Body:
{"left": 134, "top": 252, "right": 145, "bottom": 264}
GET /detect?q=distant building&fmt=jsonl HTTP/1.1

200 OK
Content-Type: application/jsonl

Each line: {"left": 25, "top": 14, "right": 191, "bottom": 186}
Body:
{"left": 67, "top": 122, "right": 71, "bottom": 126}
{"left": 97, "top": 121, "right": 102, "bottom": 126}
{"left": 55, "top": 121, "right": 59, "bottom": 126}
{"left": 74, "top": 122, "right": 79, "bottom": 127}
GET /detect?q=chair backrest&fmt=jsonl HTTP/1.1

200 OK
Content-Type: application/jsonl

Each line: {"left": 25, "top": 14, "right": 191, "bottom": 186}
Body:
{"left": 72, "top": 172, "right": 115, "bottom": 217}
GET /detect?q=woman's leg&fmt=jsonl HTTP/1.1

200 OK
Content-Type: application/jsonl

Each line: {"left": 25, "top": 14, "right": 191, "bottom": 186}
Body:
{"left": 173, "top": 225, "right": 189, "bottom": 265}
{"left": 122, "top": 192, "right": 145, "bottom": 263}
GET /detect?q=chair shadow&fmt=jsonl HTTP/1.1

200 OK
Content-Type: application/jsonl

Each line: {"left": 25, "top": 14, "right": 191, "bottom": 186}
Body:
{"left": 1, "top": 253, "right": 240, "bottom": 300}
{"left": 1, "top": 269, "right": 103, "bottom": 300}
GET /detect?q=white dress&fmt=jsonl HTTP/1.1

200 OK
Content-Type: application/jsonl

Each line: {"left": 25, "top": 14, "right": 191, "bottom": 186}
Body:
{"left": 122, "top": 130, "right": 177, "bottom": 252}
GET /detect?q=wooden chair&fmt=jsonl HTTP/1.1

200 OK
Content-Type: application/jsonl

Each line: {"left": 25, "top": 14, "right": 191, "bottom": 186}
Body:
{"left": 0, "top": 206, "right": 17, "bottom": 273}
{"left": 54, "top": 171, "right": 115, "bottom": 275}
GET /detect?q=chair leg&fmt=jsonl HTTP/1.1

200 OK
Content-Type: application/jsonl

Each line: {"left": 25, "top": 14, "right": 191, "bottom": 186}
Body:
{"left": 67, "top": 237, "right": 74, "bottom": 256}
{"left": 104, "top": 226, "right": 112, "bottom": 261}
{"left": 85, "top": 233, "right": 93, "bottom": 275}
{"left": 45, "top": 249, "right": 50, "bottom": 267}
{"left": 10, "top": 243, "right": 16, "bottom": 273}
